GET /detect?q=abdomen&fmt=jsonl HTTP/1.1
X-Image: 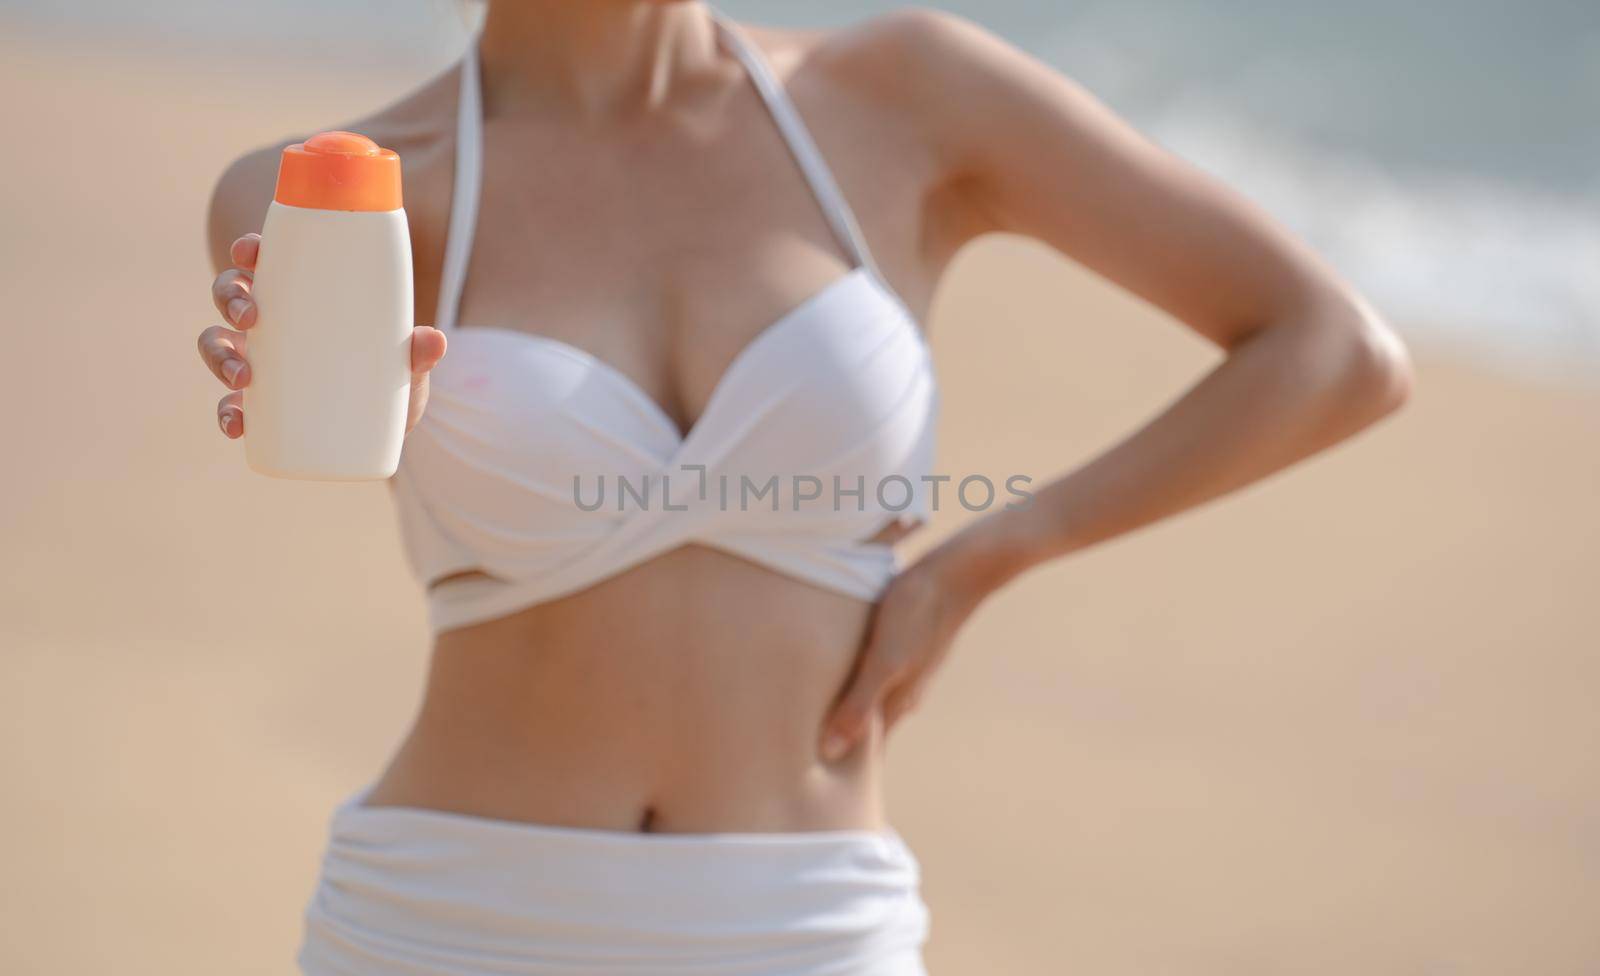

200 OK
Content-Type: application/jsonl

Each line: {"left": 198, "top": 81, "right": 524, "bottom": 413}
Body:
{"left": 363, "top": 546, "right": 885, "bottom": 833}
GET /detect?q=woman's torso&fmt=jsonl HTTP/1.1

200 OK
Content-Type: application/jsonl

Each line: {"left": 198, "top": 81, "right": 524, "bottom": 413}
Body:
{"left": 319, "top": 16, "right": 962, "bottom": 833}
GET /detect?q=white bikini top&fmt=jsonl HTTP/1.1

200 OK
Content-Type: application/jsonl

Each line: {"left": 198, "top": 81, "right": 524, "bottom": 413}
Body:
{"left": 393, "top": 10, "right": 940, "bottom": 633}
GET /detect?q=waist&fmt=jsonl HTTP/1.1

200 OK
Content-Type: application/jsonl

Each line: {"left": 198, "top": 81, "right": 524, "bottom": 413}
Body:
{"left": 370, "top": 549, "right": 884, "bottom": 833}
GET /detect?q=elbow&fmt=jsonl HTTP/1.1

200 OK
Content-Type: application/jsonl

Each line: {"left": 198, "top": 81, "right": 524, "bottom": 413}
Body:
{"left": 1277, "top": 292, "right": 1413, "bottom": 428}
{"left": 1336, "top": 302, "right": 1413, "bottom": 422}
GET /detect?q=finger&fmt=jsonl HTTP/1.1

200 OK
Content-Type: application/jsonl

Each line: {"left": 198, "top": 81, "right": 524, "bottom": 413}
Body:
{"left": 405, "top": 327, "right": 447, "bottom": 433}
{"left": 411, "top": 325, "right": 447, "bottom": 374}
{"left": 882, "top": 681, "right": 922, "bottom": 734}
{"left": 198, "top": 324, "right": 251, "bottom": 389}
{"left": 211, "top": 267, "right": 256, "bottom": 329}
{"left": 229, "top": 234, "right": 261, "bottom": 272}
{"left": 217, "top": 391, "right": 244, "bottom": 439}
{"left": 821, "top": 654, "right": 904, "bottom": 761}
{"left": 407, "top": 372, "right": 431, "bottom": 433}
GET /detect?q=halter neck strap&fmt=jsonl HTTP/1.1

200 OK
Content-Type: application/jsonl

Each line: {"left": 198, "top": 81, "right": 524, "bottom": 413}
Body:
{"left": 435, "top": 30, "right": 483, "bottom": 331}
{"left": 708, "top": 10, "right": 881, "bottom": 276}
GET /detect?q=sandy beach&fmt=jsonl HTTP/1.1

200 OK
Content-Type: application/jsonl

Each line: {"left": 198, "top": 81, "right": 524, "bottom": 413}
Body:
{"left": 3, "top": 31, "right": 1597, "bottom": 976}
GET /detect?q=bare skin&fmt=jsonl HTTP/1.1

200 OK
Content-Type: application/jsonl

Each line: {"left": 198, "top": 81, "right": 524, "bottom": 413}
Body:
{"left": 200, "top": 2, "right": 1410, "bottom": 834}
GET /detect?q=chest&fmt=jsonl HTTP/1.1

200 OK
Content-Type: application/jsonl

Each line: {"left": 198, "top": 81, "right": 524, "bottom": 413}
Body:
{"left": 401, "top": 82, "right": 936, "bottom": 436}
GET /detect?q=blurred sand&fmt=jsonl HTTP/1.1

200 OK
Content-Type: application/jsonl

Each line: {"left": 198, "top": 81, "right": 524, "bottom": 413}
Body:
{"left": 3, "top": 33, "right": 1598, "bottom": 976}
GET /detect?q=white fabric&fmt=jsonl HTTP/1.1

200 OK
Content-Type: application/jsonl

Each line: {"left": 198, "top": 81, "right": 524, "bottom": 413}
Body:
{"left": 391, "top": 8, "right": 940, "bottom": 633}
{"left": 298, "top": 788, "right": 931, "bottom": 975}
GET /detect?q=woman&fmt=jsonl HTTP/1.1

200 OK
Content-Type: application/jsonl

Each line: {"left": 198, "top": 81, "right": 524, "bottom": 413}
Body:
{"left": 199, "top": 2, "right": 1411, "bottom": 973}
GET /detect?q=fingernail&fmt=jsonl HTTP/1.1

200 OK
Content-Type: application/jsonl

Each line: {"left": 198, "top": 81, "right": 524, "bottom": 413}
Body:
{"left": 227, "top": 297, "right": 249, "bottom": 325}
{"left": 821, "top": 733, "right": 849, "bottom": 761}
{"left": 218, "top": 410, "right": 233, "bottom": 436}
{"left": 222, "top": 359, "right": 243, "bottom": 386}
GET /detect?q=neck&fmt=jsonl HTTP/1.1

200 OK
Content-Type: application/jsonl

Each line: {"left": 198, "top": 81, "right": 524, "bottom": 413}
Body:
{"left": 478, "top": 0, "right": 723, "bottom": 119}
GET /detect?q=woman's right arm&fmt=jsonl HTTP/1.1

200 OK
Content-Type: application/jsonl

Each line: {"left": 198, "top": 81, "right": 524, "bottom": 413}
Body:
{"left": 198, "top": 148, "right": 446, "bottom": 440}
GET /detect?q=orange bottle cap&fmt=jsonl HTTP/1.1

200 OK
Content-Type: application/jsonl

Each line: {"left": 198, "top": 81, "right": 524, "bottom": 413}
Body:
{"left": 273, "top": 131, "right": 402, "bottom": 212}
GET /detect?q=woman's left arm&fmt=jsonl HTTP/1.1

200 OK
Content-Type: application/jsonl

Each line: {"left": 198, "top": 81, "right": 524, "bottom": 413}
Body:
{"left": 820, "top": 10, "right": 1412, "bottom": 761}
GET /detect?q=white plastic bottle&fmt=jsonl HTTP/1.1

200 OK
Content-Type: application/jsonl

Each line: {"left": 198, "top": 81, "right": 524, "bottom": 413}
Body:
{"left": 245, "top": 130, "right": 412, "bottom": 481}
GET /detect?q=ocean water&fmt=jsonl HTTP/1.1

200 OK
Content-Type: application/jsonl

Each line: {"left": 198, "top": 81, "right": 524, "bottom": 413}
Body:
{"left": 7, "top": 0, "right": 1597, "bottom": 378}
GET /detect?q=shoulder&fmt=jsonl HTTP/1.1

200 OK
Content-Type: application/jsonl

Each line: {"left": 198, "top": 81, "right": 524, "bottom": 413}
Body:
{"left": 754, "top": 8, "right": 1037, "bottom": 169}
{"left": 822, "top": 9, "right": 1017, "bottom": 98}
{"left": 747, "top": 6, "right": 995, "bottom": 68}
{"left": 824, "top": 6, "right": 997, "bottom": 63}
{"left": 739, "top": 7, "right": 1008, "bottom": 98}
{"left": 205, "top": 66, "right": 459, "bottom": 273}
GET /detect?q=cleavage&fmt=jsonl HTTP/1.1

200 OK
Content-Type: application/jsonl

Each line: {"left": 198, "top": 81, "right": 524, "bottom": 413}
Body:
{"left": 453, "top": 254, "right": 860, "bottom": 441}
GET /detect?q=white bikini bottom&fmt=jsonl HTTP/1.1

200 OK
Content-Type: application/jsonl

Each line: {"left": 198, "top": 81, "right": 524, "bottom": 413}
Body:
{"left": 297, "top": 786, "right": 930, "bottom": 975}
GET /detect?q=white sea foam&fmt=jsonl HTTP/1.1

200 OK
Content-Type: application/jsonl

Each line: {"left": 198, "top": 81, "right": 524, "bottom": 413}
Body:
{"left": 1149, "top": 105, "right": 1600, "bottom": 380}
